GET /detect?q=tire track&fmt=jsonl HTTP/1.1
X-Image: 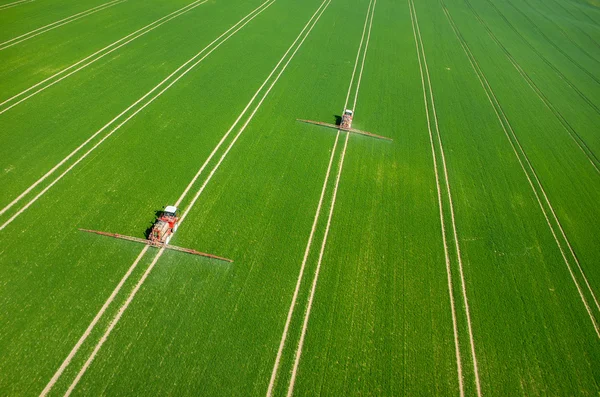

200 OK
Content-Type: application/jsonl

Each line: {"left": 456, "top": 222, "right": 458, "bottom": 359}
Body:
{"left": 287, "top": 130, "right": 349, "bottom": 397}
{"left": 266, "top": 129, "right": 341, "bottom": 397}
{"left": 269, "top": 0, "right": 380, "bottom": 394}
{"left": 177, "top": 0, "right": 333, "bottom": 225}
{"left": 486, "top": 0, "right": 600, "bottom": 113}
{"left": 409, "top": 0, "right": 464, "bottom": 392}
{"left": 0, "top": 0, "right": 275, "bottom": 231}
{"left": 0, "top": 0, "right": 34, "bottom": 11}
{"left": 286, "top": 0, "right": 378, "bottom": 390}
{"left": 39, "top": 245, "right": 150, "bottom": 397}
{"left": 548, "top": 0, "right": 600, "bottom": 30}
{"left": 0, "top": 0, "right": 209, "bottom": 114}
{"left": 41, "top": 0, "right": 331, "bottom": 393}
{"left": 522, "top": 0, "right": 600, "bottom": 66}
{"left": 39, "top": 0, "right": 277, "bottom": 389}
{"left": 63, "top": 245, "right": 165, "bottom": 397}
{"left": 0, "top": 0, "right": 126, "bottom": 51}
{"left": 440, "top": 0, "right": 600, "bottom": 338}
{"left": 500, "top": 0, "right": 600, "bottom": 97}
{"left": 410, "top": 0, "right": 482, "bottom": 395}
{"left": 462, "top": 0, "right": 600, "bottom": 174}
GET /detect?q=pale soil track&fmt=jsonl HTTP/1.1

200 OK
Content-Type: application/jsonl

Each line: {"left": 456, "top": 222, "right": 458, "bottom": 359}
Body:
{"left": 0, "top": 0, "right": 276, "bottom": 231}
{"left": 39, "top": 245, "right": 150, "bottom": 397}
{"left": 462, "top": 0, "right": 600, "bottom": 175}
{"left": 409, "top": 0, "right": 483, "bottom": 395}
{"left": 287, "top": 0, "right": 377, "bottom": 392}
{"left": 440, "top": 0, "right": 600, "bottom": 338}
{"left": 498, "top": 0, "right": 600, "bottom": 89}
{"left": 268, "top": 0, "right": 376, "bottom": 393}
{"left": 266, "top": 129, "right": 341, "bottom": 397}
{"left": 38, "top": 0, "right": 278, "bottom": 392}
{"left": 175, "top": 0, "right": 332, "bottom": 215}
{"left": 0, "top": 0, "right": 209, "bottom": 114}
{"left": 40, "top": 0, "right": 332, "bottom": 393}
{"left": 64, "top": 246, "right": 166, "bottom": 396}
{"left": 408, "top": 2, "right": 463, "bottom": 395}
{"left": 0, "top": 0, "right": 34, "bottom": 11}
{"left": 266, "top": 0, "right": 372, "bottom": 387}
{"left": 287, "top": 130, "right": 350, "bottom": 397}
{"left": 0, "top": 0, "right": 126, "bottom": 51}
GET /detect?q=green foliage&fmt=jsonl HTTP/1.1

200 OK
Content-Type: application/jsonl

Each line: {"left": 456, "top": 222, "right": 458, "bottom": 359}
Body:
{"left": 0, "top": 0, "right": 599, "bottom": 394}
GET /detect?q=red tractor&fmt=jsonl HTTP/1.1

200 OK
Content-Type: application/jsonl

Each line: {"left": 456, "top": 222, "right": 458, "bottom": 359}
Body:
{"left": 340, "top": 109, "right": 353, "bottom": 129}
{"left": 296, "top": 107, "right": 392, "bottom": 141}
{"left": 79, "top": 205, "right": 232, "bottom": 261}
{"left": 149, "top": 205, "right": 179, "bottom": 245}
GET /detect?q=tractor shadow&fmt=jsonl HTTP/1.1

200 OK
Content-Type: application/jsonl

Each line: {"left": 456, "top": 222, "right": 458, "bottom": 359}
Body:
{"left": 334, "top": 115, "right": 342, "bottom": 126}
{"left": 143, "top": 209, "right": 163, "bottom": 238}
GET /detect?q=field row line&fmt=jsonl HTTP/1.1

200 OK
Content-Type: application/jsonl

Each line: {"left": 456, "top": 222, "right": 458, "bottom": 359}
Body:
{"left": 551, "top": 0, "right": 600, "bottom": 29}
{"left": 38, "top": 0, "right": 279, "bottom": 391}
{"left": 287, "top": 130, "right": 350, "bottom": 397}
{"left": 0, "top": 0, "right": 125, "bottom": 51}
{"left": 268, "top": 0, "right": 376, "bottom": 394}
{"left": 287, "top": 0, "right": 378, "bottom": 391}
{"left": 409, "top": 0, "right": 481, "bottom": 396}
{"left": 0, "top": 0, "right": 209, "bottom": 114}
{"left": 462, "top": 0, "right": 600, "bottom": 175}
{"left": 544, "top": 0, "right": 600, "bottom": 49}
{"left": 519, "top": 0, "right": 600, "bottom": 67}
{"left": 491, "top": 0, "right": 600, "bottom": 119}
{"left": 265, "top": 129, "right": 341, "bottom": 397}
{"left": 440, "top": 0, "right": 600, "bottom": 337}
{"left": 63, "top": 245, "right": 165, "bottom": 396}
{"left": 0, "top": 0, "right": 34, "bottom": 11}
{"left": 38, "top": 244, "right": 150, "bottom": 396}
{"left": 176, "top": 0, "right": 333, "bottom": 224}
{"left": 266, "top": 0, "right": 373, "bottom": 382}
{"left": 0, "top": 0, "right": 274, "bottom": 231}
{"left": 341, "top": 0, "right": 370, "bottom": 111}
{"left": 40, "top": 0, "right": 332, "bottom": 393}
{"left": 502, "top": 0, "right": 600, "bottom": 87}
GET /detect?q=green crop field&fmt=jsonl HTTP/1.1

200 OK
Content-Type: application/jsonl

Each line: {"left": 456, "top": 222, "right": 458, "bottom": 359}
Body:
{"left": 0, "top": 0, "right": 599, "bottom": 394}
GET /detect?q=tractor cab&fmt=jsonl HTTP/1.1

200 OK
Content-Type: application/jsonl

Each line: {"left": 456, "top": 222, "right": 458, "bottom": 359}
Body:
{"left": 164, "top": 205, "right": 178, "bottom": 217}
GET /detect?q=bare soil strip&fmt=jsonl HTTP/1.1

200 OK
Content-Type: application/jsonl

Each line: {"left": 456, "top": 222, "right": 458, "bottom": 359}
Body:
{"left": 41, "top": 0, "right": 332, "bottom": 393}
{"left": 266, "top": 130, "right": 340, "bottom": 397}
{"left": 408, "top": 2, "right": 465, "bottom": 395}
{"left": 266, "top": 0, "right": 374, "bottom": 393}
{"left": 0, "top": 0, "right": 34, "bottom": 11}
{"left": 287, "top": 0, "right": 379, "bottom": 392}
{"left": 269, "top": 0, "right": 382, "bottom": 394}
{"left": 0, "top": 0, "right": 126, "bottom": 51}
{"left": 462, "top": 0, "right": 600, "bottom": 174}
{"left": 287, "top": 130, "right": 350, "bottom": 397}
{"left": 64, "top": 246, "right": 166, "bottom": 396}
{"left": 0, "top": 0, "right": 276, "bottom": 230}
{"left": 38, "top": 0, "right": 278, "bottom": 392}
{"left": 342, "top": 0, "right": 373, "bottom": 111}
{"left": 0, "top": 0, "right": 209, "bottom": 114}
{"left": 409, "top": 2, "right": 482, "bottom": 395}
{"left": 178, "top": 0, "right": 333, "bottom": 226}
{"left": 175, "top": 0, "right": 332, "bottom": 211}
{"left": 39, "top": 245, "right": 150, "bottom": 396}
{"left": 410, "top": 0, "right": 488, "bottom": 394}
{"left": 440, "top": 1, "right": 600, "bottom": 337}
